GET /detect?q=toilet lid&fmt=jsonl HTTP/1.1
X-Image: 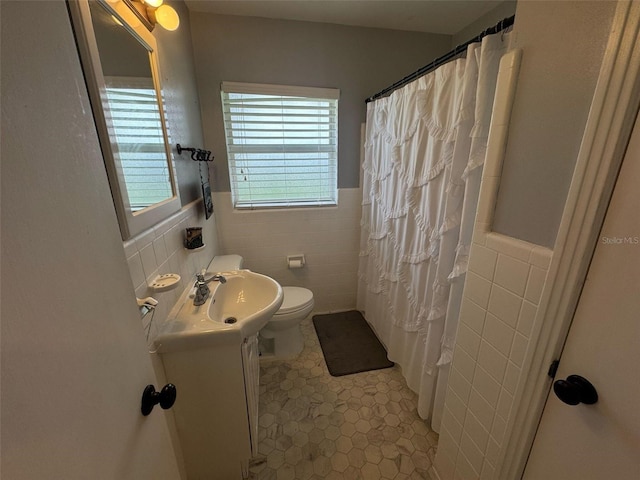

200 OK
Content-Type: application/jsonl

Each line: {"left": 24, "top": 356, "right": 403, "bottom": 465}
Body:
{"left": 277, "top": 287, "right": 314, "bottom": 314}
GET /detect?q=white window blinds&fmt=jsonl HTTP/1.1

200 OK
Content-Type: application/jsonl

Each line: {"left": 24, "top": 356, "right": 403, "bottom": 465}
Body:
{"left": 221, "top": 82, "right": 339, "bottom": 208}
{"left": 104, "top": 77, "right": 173, "bottom": 211}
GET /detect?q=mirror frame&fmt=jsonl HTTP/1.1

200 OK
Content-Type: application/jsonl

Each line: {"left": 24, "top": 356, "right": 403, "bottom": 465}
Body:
{"left": 69, "top": 0, "right": 181, "bottom": 240}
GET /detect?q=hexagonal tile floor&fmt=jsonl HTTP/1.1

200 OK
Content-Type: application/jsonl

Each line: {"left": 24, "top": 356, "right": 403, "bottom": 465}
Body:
{"left": 250, "top": 316, "right": 438, "bottom": 479}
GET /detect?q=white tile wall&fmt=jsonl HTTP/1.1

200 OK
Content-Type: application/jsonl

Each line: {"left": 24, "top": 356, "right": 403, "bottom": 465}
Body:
{"left": 435, "top": 233, "right": 552, "bottom": 480}
{"left": 122, "top": 199, "right": 219, "bottom": 346}
{"left": 212, "top": 189, "right": 362, "bottom": 313}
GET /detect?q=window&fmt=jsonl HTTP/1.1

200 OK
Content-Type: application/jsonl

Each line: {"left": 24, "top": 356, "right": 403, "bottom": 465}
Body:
{"left": 221, "top": 82, "right": 339, "bottom": 208}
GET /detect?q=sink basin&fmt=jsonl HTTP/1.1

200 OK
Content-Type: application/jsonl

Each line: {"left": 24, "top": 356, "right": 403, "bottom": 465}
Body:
{"left": 154, "top": 270, "right": 283, "bottom": 352}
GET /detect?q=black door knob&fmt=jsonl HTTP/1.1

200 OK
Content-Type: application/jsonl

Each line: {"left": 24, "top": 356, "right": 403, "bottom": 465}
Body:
{"left": 553, "top": 375, "right": 598, "bottom": 405}
{"left": 141, "top": 384, "right": 177, "bottom": 416}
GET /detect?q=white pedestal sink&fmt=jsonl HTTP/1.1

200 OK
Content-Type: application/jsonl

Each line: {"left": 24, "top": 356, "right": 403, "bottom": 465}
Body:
{"left": 154, "top": 270, "right": 283, "bottom": 479}
{"left": 155, "top": 269, "right": 283, "bottom": 353}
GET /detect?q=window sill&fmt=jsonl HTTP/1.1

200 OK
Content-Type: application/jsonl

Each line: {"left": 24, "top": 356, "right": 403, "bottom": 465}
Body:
{"left": 233, "top": 201, "right": 338, "bottom": 211}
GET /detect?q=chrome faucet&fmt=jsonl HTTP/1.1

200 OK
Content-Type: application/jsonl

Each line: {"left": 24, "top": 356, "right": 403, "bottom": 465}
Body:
{"left": 193, "top": 272, "right": 226, "bottom": 306}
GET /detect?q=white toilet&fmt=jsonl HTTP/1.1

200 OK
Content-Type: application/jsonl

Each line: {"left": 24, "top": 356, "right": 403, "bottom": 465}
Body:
{"left": 259, "top": 286, "right": 314, "bottom": 358}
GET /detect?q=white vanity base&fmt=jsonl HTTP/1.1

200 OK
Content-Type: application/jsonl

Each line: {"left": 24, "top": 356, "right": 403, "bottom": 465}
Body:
{"left": 160, "top": 337, "right": 258, "bottom": 479}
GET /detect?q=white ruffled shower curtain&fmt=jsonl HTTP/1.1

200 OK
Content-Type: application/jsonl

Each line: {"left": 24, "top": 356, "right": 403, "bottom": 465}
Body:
{"left": 357, "top": 33, "right": 509, "bottom": 432}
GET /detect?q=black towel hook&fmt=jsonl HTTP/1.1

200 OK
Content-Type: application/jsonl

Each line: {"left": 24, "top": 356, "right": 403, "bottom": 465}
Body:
{"left": 176, "top": 143, "right": 214, "bottom": 162}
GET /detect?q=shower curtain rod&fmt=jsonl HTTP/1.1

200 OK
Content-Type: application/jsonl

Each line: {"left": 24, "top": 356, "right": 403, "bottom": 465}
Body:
{"left": 365, "top": 15, "right": 515, "bottom": 103}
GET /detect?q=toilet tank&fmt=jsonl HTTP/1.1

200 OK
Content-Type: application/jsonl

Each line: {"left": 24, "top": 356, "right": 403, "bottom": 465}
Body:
{"left": 208, "top": 254, "right": 243, "bottom": 272}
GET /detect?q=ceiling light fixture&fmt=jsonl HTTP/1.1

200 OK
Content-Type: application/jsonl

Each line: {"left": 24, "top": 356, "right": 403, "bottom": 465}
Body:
{"left": 143, "top": 0, "right": 163, "bottom": 7}
{"left": 148, "top": 4, "right": 180, "bottom": 31}
{"left": 121, "top": 0, "right": 180, "bottom": 32}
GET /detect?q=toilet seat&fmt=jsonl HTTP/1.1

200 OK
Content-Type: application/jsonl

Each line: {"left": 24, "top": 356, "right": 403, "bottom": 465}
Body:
{"left": 274, "top": 287, "right": 314, "bottom": 316}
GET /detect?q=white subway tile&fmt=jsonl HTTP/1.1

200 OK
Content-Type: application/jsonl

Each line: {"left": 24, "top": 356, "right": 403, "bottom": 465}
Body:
{"left": 490, "top": 414, "right": 507, "bottom": 444}
{"left": 480, "top": 461, "right": 496, "bottom": 480}
{"left": 442, "top": 406, "right": 464, "bottom": 443}
{"left": 472, "top": 366, "right": 501, "bottom": 406}
{"left": 468, "top": 388, "right": 495, "bottom": 432}
{"left": 510, "top": 333, "right": 528, "bottom": 368}
{"left": 457, "top": 323, "right": 482, "bottom": 358}
{"left": 459, "top": 298, "right": 487, "bottom": 335}
{"left": 153, "top": 236, "right": 168, "bottom": 266}
{"left": 463, "top": 410, "right": 490, "bottom": 452}
{"left": 529, "top": 246, "right": 552, "bottom": 269}
{"left": 517, "top": 301, "right": 537, "bottom": 338}
{"left": 434, "top": 447, "right": 457, "bottom": 480}
{"left": 139, "top": 242, "right": 158, "bottom": 281}
{"left": 468, "top": 245, "right": 498, "bottom": 281}
{"left": 494, "top": 254, "right": 530, "bottom": 296}
{"left": 134, "top": 228, "right": 157, "bottom": 252}
{"left": 503, "top": 361, "right": 521, "bottom": 395}
{"left": 488, "top": 285, "right": 522, "bottom": 328}
{"left": 485, "top": 233, "right": 534, "bottom": 262}
{"left": 482, "top": 312, "right": 515, "bottom": 357}
{"left": 123, "top": 239, "right": 138, "bottom": 259}
{"left": 445, "top": 388, "right": 468, "bottom": 430}
{"left": 164, "top": 224, "right": 184, "bottom": 254}
{"left": 324, "top": 293, "right": 356, "bottom": 312}
{"left": 307, "top": 251, "right": 358, "bottom": 266}
{"left": 485, "top": 436, "right": 501, "bottom": 466}
{"left": 525, "top": 265, "right": 547, "bottom": 305}
{"left": 478, "top": 340, "right": 508, "bottom": 383}
{"left": 455, "top": 452, "right": 480, "bottom": 480}
{"left": 438, "top": 428, "right": 461, "bottom": 472}
{"left": 465, "top": 272, "right": 492, "bottom": 309}
{"left": 178, "top": 252, "right": 191, "bottom": 283}
{"left": 153, "top": 216, "right": 175, "bottom": 239}
{"left": 127, "top": 253, "right": 145, "bottom": 290}
{"left": 453, "top": 347, "right": 477, "bottom": 383}
{"left": 460, "top": 432, "right": 485, "bottom": 474}
{"left": 157, "top": 258, "right": 171, "bottom": 276}
{"left": 449, "top": 366, "right": 473, "bottom": 403}
{"left": 497, "top": 388, "right": 514, "bottom": 420}
{"left": 135, "top": 281, "right": 150, "bottom": 300}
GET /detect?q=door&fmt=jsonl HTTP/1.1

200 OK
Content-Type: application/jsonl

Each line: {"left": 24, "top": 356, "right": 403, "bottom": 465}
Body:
{"left": 522, "top": 111, "right": 640, "bottom": 478}
{"left": 1, "top": 2, "right": 181, "bottom": 479}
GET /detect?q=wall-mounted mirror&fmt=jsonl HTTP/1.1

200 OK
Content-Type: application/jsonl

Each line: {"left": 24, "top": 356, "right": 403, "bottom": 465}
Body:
{"left": 69, "top": 0, "right": 180, "bottom": 240}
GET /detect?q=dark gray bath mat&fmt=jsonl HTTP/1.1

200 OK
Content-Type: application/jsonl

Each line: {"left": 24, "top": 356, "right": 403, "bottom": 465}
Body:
{"left": 313, "top": 310, "right": 394, "bottom": 377}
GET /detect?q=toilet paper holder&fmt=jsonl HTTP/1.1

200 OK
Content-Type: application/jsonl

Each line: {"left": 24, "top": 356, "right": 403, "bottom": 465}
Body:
{"left": 287, "top": 254, "right": 305, "bottom": 269}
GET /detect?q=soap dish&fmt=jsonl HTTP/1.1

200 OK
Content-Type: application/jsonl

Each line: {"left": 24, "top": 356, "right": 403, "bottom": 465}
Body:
{"left": 150, "top": 273, "right": 181, "bottom": 292}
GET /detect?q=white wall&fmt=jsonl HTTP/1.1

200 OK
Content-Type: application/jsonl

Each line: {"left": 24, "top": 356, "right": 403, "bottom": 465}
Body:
{"left": 451, "top": 1, "right": 517, "bottom": 47}
{"left": 492, "top": 0, "right": 616, "bottom": 247}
